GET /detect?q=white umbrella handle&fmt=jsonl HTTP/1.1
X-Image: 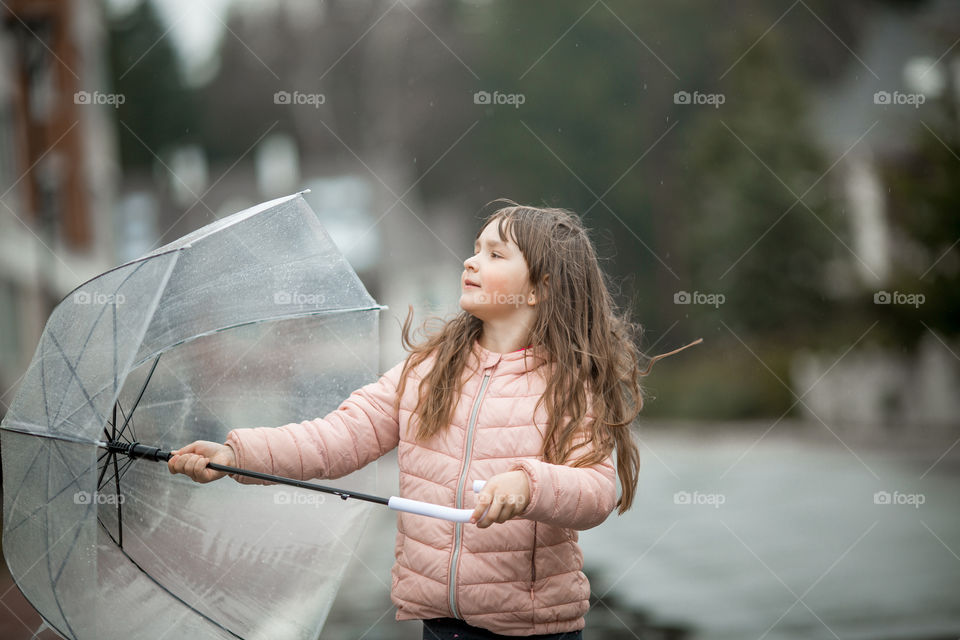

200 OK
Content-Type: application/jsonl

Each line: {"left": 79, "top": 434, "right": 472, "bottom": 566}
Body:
{"left": 387, "top": 480, "right": 489, "bottom": 523}
{"left": 387, "top": 497, "right": 474, "bottom": 522}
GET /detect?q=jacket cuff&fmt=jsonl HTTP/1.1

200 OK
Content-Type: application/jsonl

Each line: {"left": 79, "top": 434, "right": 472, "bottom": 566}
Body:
{"left": 510, "top": 459, "right": 548, "bottom": 521}
{"left": 224, "top": 430, "right": 263, "bottom": 485}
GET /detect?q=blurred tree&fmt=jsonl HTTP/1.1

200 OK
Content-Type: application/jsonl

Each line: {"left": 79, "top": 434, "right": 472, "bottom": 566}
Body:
{"left": 463, "top": 0, "right": 699, "bottom": 330}
{"left": 106, "top": 0, "right": 199, "bottom": 167}
{"left": 875, "top": 96, "right": 960, "bottom": 345}
{"left": 467, "top": 1, "right": 850, "bottom": 339}
{"left": 678, "top": 34, "right": 843, "bottom": 343}
{"left": 463, "top": 0, "right": 885, "bottom": 418}
{"left": 197, "top": 1, "right": 473, "bottom": 183}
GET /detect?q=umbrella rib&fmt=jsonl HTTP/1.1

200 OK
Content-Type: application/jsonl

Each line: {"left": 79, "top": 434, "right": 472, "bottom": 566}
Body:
{"left": 96, "top": 452, "right": 126, "bottom": 492}
{"left": 48, "top": 440, "right": 90, "bottom": 494}
{"left": 97, "top": 403, "right": 117, "bottom": 490}
{"left": 112, "top": 300, "right": 118, "bottom": 397}
{"left": 47, "top": 333, "right": 108, "bottom": 435}
{"left": 44, "top": 448, "right": 81, "bottom": 640}
{"left": 96, "top": 452, "right": 136, "bottom": 495}
{"left": 118, "top": 400, "right": 136, "bottom": 443}
{"left": 48, "top": 260, "right": 147, "bottom": 427}
{"left": 96, "top": 452, "right": 113, "bottom": 492}
{"left": 46, "top": 444, "right": 103, "bottom": 595}
{"left": 1, "top": 427, "right": 112, "bottom": 527}
{"left": 40, "top": 334, "right": 52, "bottom": 436}
{"left": 115, "top": 402, "right": 133, "bottom": 445}
{"left": 113, "top": 447, "right": 123, "bottom": 548}
{"left": 115, "top": 355, "right": 161, "bottom": 445}
{"left": 126, "top": 304, "right": 386, "bottom": 371}
{"left": 6, "top": 440, "right": 100, "bottom": 534}
{"left": 97, "top": 515, "right": 120, "bottom": 548}
{"left": 1, "top": 438, "right": 101, "bottom": 537}
{"left": 1, "top": 445, "right": 49, "bottom": 535}
{"left": 49, "top": 361, "right": 156, "bottom": 440}
{"left": 116, "top": 455, "right": 137, "bottom": 482}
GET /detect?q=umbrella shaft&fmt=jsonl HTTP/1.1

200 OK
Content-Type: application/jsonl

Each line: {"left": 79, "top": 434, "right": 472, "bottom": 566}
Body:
{"left": 205, "top": 461, "right": 390, "bottom": 505}
{"left": 105, "top": 440, "right": 389, "bottom": 506}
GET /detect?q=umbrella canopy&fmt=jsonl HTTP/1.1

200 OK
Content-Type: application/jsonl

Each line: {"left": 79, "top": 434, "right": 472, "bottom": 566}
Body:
{"left": 1, "top": 192, "right": 388, "bottom": 639}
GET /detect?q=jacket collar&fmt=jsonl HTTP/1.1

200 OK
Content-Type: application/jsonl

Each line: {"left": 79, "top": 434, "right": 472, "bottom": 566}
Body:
{"left": 469, "top": 338, "right": 549, "bottom": 374}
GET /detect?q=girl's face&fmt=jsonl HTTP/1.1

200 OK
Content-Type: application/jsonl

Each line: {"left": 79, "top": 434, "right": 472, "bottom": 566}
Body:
{"left": 460, "top": 220, "right": 537, "bottom": 322}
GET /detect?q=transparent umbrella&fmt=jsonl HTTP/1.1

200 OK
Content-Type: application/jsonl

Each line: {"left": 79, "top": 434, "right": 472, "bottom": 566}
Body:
{"left": 0, "top": 192, "right": 465, "bottom": 640}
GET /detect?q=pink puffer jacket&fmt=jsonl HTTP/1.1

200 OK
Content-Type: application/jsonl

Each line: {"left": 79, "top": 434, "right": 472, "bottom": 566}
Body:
{"left": 224, "top": 339, "right": 618, "bottom": 636}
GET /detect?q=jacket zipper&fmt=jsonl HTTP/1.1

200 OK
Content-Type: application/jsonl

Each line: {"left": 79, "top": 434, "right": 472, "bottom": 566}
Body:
{"left": 449, "top": 371, "right": 492, "bottom": 619}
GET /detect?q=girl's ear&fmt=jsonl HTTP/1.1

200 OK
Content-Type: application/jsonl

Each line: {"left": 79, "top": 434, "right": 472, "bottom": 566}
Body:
{"left": 529, "top": 274, "right": 549, "bottom": 305}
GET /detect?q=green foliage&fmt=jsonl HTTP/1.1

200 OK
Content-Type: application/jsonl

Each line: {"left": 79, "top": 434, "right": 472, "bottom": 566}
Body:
{"left": 678, "top": 33, "right": 844, "bottom": 339}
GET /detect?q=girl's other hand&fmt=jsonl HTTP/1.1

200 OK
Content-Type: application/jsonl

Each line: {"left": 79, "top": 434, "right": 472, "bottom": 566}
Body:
{"left": 167, "top": 440, "right": 237, "bottom": 484}
{"left": 471, "top": 469, "right": 531, "bottom": 528}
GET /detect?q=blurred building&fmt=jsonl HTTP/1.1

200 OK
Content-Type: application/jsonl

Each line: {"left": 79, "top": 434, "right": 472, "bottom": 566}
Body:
{"left": 116, "top": 0, "right": 474, "bottom": 371}
{"left": 0, "top": 1, "right": 120, "bottom": 411}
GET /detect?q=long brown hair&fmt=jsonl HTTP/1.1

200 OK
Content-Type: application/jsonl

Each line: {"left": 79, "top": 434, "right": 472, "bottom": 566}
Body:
{"left": 394, "top": 200, "right": 700, "bottom": 514}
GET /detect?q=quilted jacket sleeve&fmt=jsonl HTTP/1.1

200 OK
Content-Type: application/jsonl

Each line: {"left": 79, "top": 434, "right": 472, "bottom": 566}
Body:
{"left": 510, "top": 413, "right": 619, "bottom": 531}
{"left": 224, "top": 358, "right": 406, "bottom": 483}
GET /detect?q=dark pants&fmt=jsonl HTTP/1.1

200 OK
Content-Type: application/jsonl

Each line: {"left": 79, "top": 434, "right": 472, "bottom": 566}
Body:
{"left": 422, "top": 617, "right": 583, "bottom": 639}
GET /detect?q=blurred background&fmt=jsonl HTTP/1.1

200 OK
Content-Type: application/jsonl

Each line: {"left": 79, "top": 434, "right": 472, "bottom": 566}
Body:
{"left": 0, "top": 0, "right": 958, "bottom": 638}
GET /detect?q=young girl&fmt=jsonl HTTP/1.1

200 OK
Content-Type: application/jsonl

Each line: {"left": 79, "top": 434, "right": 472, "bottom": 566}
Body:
{"left": 168, "top": 201, "right": 699, "bottom": 639}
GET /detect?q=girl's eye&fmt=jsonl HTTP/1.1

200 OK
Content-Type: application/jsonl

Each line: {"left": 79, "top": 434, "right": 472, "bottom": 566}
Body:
{"left": 490, "top": 252, "right": 500, "bottom": 259}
